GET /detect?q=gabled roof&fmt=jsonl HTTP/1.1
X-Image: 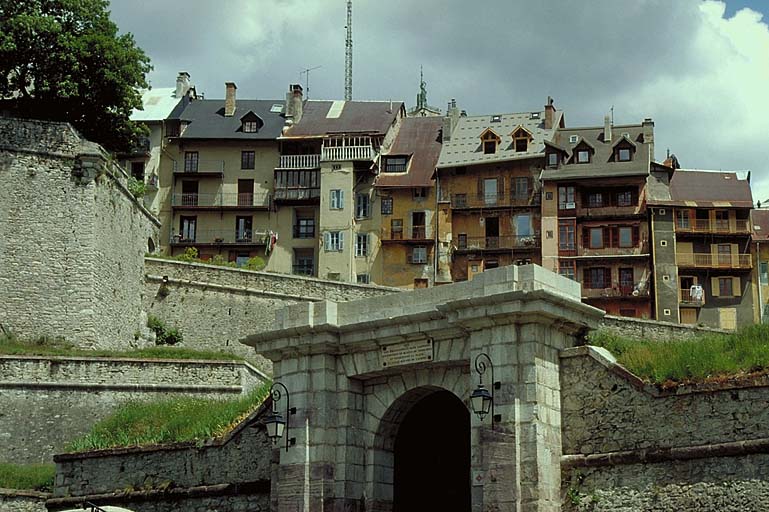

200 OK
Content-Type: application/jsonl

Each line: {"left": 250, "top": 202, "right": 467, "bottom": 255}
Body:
{"left": 541, "top": 123, "right": 651, "bottom": 181}
{"left": 130, "top": 87, "right": 183, "bottom": 122}
{"left": 282, "top": 100, "right": 404, "bottom": 138}
{"left": 648, "top": 169, "right": 753, "bottom": 208}
{"left": 437, "top": 110, "right": 562, "bottom": 168}
{"left": 375, "top": 117, "right": 443, "bottom": 188}
{"left": 172, "top": 99, "right": 285, "bottom": 140}
{"left": 611, "top": 133, "right": 637, "bottom": 149}
{"left": 752, "top": 209, "right": 769, "bottom": 241}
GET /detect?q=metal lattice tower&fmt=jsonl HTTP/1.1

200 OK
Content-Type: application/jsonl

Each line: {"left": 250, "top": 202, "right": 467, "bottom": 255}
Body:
{"left": 344, "top": 0, "right": 353, "bottom": 101}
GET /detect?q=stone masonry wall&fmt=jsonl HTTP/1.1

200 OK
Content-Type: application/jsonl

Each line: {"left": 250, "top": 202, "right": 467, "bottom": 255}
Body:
{"left": 560, "top": 346, "right": 769, "bottom": 511}
{"left": 0, "top": 355, "right": 266, "bottom": 464}
{"left": 598, "top": 314, "right": 730, "bottom": 341}
{"left": 0, "top": 117, "right": 160, "bottom": 350}
{"left": 143, "top": 258, "right": 399, "bottom": 362}
{"left": 0, "top": 490, "right": 48, "bottom": 512}
{"left": 47, "top": 404, "right": 273, "bottom": 512}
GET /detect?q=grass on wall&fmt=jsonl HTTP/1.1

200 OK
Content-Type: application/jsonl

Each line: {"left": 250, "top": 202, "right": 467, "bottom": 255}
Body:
{"left": 587, "top": 323, "right": 769, "bottom": 385}
{"left": 67, "top": 383, "right": 270, "bottom": 452}
{"left": 0, "top": 333, "right": 243, "bottom": 361}
{"left": 0, "top": 463, "right": 55, "bottom": 491}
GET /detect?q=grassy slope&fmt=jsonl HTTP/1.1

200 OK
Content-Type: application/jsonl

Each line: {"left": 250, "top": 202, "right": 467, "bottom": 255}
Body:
{"left": 588, "top": 323, "right": 769, "bottom": 385}
{"left": 0, "top": 463, "right": 55, "bottom": 491}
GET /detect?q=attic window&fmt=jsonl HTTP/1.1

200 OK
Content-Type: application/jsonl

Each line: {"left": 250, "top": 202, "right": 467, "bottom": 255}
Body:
{"left": 480, "top": 129, "right": 501, "bottom": 154}
{"left": 576, "top": 150, "right": 590, "bottom": 164}
{"left": 240, "top": 111, "right": 264, "bottom": 133}
{"left": 270, "top": 104, "right": 283, "bottom": 113}
{"left": 511, "top": 126, "right": 532, "bottom": 153}
{"left": 243, "top": 121, "right": 259, "bottom": 133}
{"left": 569, "top": 135, "right": 579, "bottom": 144}
{"left": 491, "top": 115, "right": 502, "bottom": 123}
{"left": 547, "top": 152, "right": 559, "bottom": 167}
{"left": 385, "top": 156, "right": 408, "bottom": 173}
{"left": 530, "top": 112, "right": 540, "bottom": 119}
{"left": 617, "top": 148, "right": 631, "bottom": 162}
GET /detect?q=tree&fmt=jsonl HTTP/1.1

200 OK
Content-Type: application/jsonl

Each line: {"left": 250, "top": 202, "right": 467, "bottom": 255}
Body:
{"left": 0, "top": 0, "right": 152, "bottom": 152}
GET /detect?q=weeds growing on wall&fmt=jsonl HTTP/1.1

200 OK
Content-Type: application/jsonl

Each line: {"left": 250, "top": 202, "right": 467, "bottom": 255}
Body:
{"left": 587, "top": 323, "right": 769, "bottom": 385}
{"left": 146, "top": 315, "right": 183, "bottom": 345}
{"left": 127, "top": 176, "right": 146, "bottom": 198}
{"left": 67, "top": 383, "right": 271, "bottom": 452}
{"left": 147, "top": 250, "right": 266, "bottom": 271}
{"left": 0, "top": 463, "right": 55, "bottom": 491}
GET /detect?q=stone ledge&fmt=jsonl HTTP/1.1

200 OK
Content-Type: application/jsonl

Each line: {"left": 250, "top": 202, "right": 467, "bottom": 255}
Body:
{"left": 0, "top": 488, "right": 50, "bottom": 499}
{"left": 0, "top": 381, "right": 244, "bottom": 393}
{"left": 562, "top": 437, "right": 769, "bottom": 469}
{"left": 146, "top": 273, "right": 325, "bottom": 302}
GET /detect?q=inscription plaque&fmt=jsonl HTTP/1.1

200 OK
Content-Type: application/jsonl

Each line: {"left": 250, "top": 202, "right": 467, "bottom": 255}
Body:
{"left": 381, "top": 338, "right": 433, "bottom": 368}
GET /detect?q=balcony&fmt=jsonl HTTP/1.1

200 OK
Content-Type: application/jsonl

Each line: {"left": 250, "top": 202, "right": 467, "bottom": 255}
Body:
{"left": 676, "top": 252, "right": 752, "bottom": 269}
{"left": 278, "top": 154, "right": 321, "bottom": 169}
{"left": 582, "top": 283, "right": 651, "bottom": 299}
{"left": 273, "top": 187, "right": 321, "bottom": 202}
{"left": 564, "top": 241, "right": 650, "bottom": 259}
{"left": 675, "top": 219, "right": 751, "bottom": 235}
{"left": 680, "top": 288, "right": 705, "bottom": 307}
{"left": 381, "top": 226, "right": 432, "bottom": 243}
{"left": 293, "top": 264, "right": 315, "bottom": 276}
{"left": 169, "top": 230, "right": 268, "bottom": 246}
{"left": 448, "top": 193, "right": 539, "bottom": 209}
{"left": 173, "top": 160, "right": 225, "bottom": 175}
{"left": 321, "top": 145, "right": 375, "bottom": 162}
{"left": 576, "top": 204, "right": 644, "bottom": 219}
{"left": 293, "top": 225, "right": 316, "bottom": 239}
{"left": 454, "top": 234, "right": 541, "bottom": 251}
{"left": 171, "top": 192, "right": 271, "bottom": 209}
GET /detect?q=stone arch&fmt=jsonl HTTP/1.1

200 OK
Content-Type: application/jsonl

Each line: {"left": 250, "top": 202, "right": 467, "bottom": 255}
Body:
{"left": 371, "top": 385, "right": 470, "bottom": 510}
{"left": 147, "top": 236, "right": 156, "bottom": 253}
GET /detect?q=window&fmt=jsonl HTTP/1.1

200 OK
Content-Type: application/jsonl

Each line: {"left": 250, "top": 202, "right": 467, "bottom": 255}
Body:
{"left": 324, "top": 231, "right": 344, "bottom": 251}
{"left": 619, "top": 227, "right": 633, "bottom": 248}
{"left": 717, "top": 244, "right": 732, "bottom": 266}
{"left": 618, "top": 148, "right": 631, "bottom": 162}
{"left": 619, "top": 268, "right": 634, "bottom": 291}
{"left": 241, "top": 151, "right": 255, "bottom": 169}
{"left": 243, "top": 121, "right": 259, "bottom": 133}
{"left": 410, "top": 246, "right": 427, "bottom": 264}
{"left": 576, "top": 150, "right": 590, "bottom": 163}
{"left": 458, "top": 233, "right": 467, "bottom": 249}
{"left": 547, "top": 152, "right": 559, "bottom": 167}
{"left": 294, "top": 249, "right": 314, "bottom": 276}
{"left": 235, "top": 216, "right": 253, "bottom": 241}
{"left": 414, "top": 278, "right": 429, "bottom": 288}
{"left": 483, "top": 178, "right": 498, "bottom": 205}
{"left": 761, "top": 262, "right": 769, "bottom": 285}
{"left": 715, "top": 210, "right": 729, "bottom": 231}
{"left": 184, "top": 151, "right": 199, "bottom": 172}
{"left": 385, "top": 157, "right": 408, "bottom": 172}
{"left": 130, "top": 161, "right": 145, "bottom": 180}
{"left": 453, "top": 193, "right": 467, "bottom": 208}
{"left": 483, "top": 140, "right": 496, "bottom": 154}
{"left": 676, "top": 210, "right": 690, "bottom": 230}
{"left": 515, "top": 214, "right": 532, "bottom": 237}
{"left": 491, "top": 115, "right": 502, "bottom": 123}
{"left": 515, "top": 137, "right": 528, "bottom": 152}
{"left": 513, "top": 177, "right": 529, "bottom": 200}
{"left": 356, "top": 193, "right": 370, "bottom": 219}
{"left": 412, "top": 211, "right": 426, "bottom": 239}
{"left": 558, "top": 186, "right": 575, "bottom": 209}
{"left": 355, "top": 233, "right": 369, "bottom": 257}
{"left": 413, "top": 187, "right": 428, "bottom": 199}
{"left": 357, "top": 273, "right": 370, "bottom": 284}
{"left": 558, "top": 221, "right": 575, "bottom": 250}
{"left": 235, "top": 253, "right": 251, "bottom": 267}
{"left": 558, "top": 260, "right": 576, "bottom": 280}
{"left": 569, "top": 135, "right": 579, "bottom": 143}
{"left": 585, "top": 267, "right": 610, "bottom": 289}
{"left": 295, "top": 216, "right": 315, "bottom": 238}
{"left": 391, "top": 219, "right": 403, "bottom": 239}
{"left": 330, "top": 189, "right": 344, "bottom": 209}
{"left": 179, "top": 216, "right": 197, "bottom": 241}
{"left": 587, "top": 192, "right": 604, "bottom": 208}
{"left": 617, "top": 190, "right": 633, "bottom": 207}
{"left": 381, "top": 197, "right": 393, "bottom": 215}
{"left": 719, "top": 277, "right": 733, "bottom": 297}
{"left": 589, "top": 228, "right": 603, "bottom": 249}
{"left": 485, "top": 259, "right": 499, "bottom": 269}
{"left": 332, "top": 163, "right": 342, "bottom": 171}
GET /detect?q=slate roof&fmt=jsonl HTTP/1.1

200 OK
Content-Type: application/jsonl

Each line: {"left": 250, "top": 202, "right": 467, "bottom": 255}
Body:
{"left": 436, "top": 110, "right": 562, "bottom": 168}
{"left": 131, "top": 88, "right": 183, "bottom": 122}
{"left": 375, "top": 117, "right": 443, "bottom": 188}
{"left": 540, "top": 124, "right": 651, "bottom": 181}
{"left": 752, "top": 209, "right": 769, "bottom": 241}
{"left": 172, "top": 99, "right": 286, "bottom": 140}
{"left": 282, "top": 100, "right": 404, "bottom": 138}
{"left": 648, "top": 170, "right": 753, "bottom": 208}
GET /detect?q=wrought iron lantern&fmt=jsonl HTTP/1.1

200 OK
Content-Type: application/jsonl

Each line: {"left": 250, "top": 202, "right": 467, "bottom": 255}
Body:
{"left": 470, "top": 353, "right": 501, "bottom": 422}
{"left": 265, "top": 382, "right": 296, "bottom": 451}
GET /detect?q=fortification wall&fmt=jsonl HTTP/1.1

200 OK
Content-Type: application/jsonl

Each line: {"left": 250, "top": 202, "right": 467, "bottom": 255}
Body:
{"left": 143, "top": 258, "right": 399, "bottom": 363}
{"left": 0, "top": 355, "right": 266, "bottom": 464}
{"left": 560, "top": 346, "right": 769, "bottom": 510}
{"left": 598, "top": 314, "right": 730, "bottom": 341}
{"left": 0, "top": 490, "right": 47, "bottom": 512}
{"left": 0, "top": 117, "right": 159, "bottom": 350}
{"left": 48, "top": 404, "right": 273, "bottom": 512}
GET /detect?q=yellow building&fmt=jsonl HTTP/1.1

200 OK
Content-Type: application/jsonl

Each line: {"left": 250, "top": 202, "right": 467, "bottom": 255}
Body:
{"left": 374, "top": 116, "right": 444, "bottom": 288}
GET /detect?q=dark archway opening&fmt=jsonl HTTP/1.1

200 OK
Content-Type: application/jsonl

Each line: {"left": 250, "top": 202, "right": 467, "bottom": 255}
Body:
{"left": 393, "top": 390, "right": 471, "bottom": 512}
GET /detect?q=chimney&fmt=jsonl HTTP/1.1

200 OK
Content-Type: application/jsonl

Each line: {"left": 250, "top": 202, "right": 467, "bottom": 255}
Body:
{"left": 224, "top": 82, "right": 237, "bottom": 117}
{"left": 443, "top": 99, "right": 460, "bottom": 142}
{"left": 544, "top": 96, "right": 555, "bottom": 129}
{"left": 285, "top": 84, "right": 304, "bottom": 124}
{"left": 604, "top": 115, "right": 612, "bottom": 143}
{"left": 175, "top": 72, "right": 191, "bottom": 99}
{"left": 642, "top": 117, "right": 655, "bottom": 160}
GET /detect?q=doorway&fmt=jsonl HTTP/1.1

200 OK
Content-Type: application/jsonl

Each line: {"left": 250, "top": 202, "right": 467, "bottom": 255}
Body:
{"left": 393, "top": 390, "right": 470, "bottom": 512}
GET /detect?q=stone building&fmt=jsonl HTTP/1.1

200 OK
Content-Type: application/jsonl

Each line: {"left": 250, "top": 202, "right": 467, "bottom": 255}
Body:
{"left": 0, "top": 117, "right": 159, "bottom": 349}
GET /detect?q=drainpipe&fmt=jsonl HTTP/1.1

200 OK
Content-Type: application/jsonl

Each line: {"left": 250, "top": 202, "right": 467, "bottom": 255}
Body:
{"left": 434, "top": 174, "right": 440, "bottom": 285}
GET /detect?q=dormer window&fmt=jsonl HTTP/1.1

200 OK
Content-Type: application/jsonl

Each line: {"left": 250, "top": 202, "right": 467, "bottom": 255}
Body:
{"left": 243, "top": 121, "right": 259, "bottom": 133}
{"left": 576, "top": 150, "right": 590, "bottom": 163}
{"left": 510, "top": 125, "right": 533, "bottom": 153}
{"left": 385, "top": 156, "right": 408, "bottom": 173}
{"left": 547, "top": 152, "right": 559, "bottom": 167}
{"left": 618, "top": 148, "right": 631, "bottom": 162}
{"left": 480, "top": 128, "right": 501, "bottom": 155}
{"left": 240, "top": 111, "right": 264, "bottom": 133}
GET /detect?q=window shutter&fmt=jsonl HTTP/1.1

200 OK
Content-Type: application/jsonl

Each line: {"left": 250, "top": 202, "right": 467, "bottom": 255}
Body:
{"left": 604, "top": 268, "right": 612, "bottom": 287}
{"left": 477, "top": 177, "right": 484, "bottom": 199}
{"left": 603, "top": 227, "right": 611, "bottom": 248}
{"left": 582, "top": 227, "right": 589, "bottom": 247}
{"left": 731, "top": 244, "right": 739, "bottom": 267}
{"left": 367, "top": 233, "right": 371, "bottom": 256}
{"left": 711, "top": 277, "right": 720, "bottom": 297}
{"left": 498, "top": 177, "right": 505, "bottom": 196}
{"left": 338, "top": 231, "right": 344, "bottom": 251}
{"left": 339, "top": 190, "right": 345, "bottom": 209}
{"left": 324, "top": 232, "right": 331, "bottom": 251}
{"left": 610, "top": 227, "right": 619, "bottom": 248}
{"left": 732, "top": 277, "right": 741, "bottom": 297}
{"left": 632, "top": 226, "right": 640, "bottom": 246}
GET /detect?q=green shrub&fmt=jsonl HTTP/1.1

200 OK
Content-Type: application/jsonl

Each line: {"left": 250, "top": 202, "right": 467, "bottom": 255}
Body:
{"left": 127, "top": 176, "right": 146, "bottom": 199}
{"left": 244, "top": 256, "right": 266, "bottom": 271}
{"left": 0, "top": 463, "right": 55, "bottom": 491}
{"left": 176, "top": 247, "right": 199, "bottom": 262}
{"left": 147, "top": 316, "right": 183, "bottom": 346}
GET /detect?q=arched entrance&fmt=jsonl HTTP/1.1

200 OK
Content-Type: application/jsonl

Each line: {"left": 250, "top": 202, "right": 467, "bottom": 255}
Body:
{"left": 392, "top": 389, "right": 470, "bottom": 512}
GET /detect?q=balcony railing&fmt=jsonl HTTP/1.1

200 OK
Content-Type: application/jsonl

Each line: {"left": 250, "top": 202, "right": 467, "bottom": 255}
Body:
{"left": 173, "top": 160, "right": 225, "bottom": 174}
{"left": 572, "top": 241, "right": 650, "bottom": 258}
{"left": 676, "top": 252, "right": 753, "bottom": 269}
{"left": 381, "top": 226, "right": 430, "bottom": 241}
{"left": 454, "top": 234, "right": 541, "bottom": 250}
{"left": 675, "top": 219, "right": 751, "bottom": 234}
{"left": 171, "top": 192, "right": 270, "bottom": 208}
{"left": 680, "top": 289, "right": 705, "bottom": 306}
{"left": 274, "top": 187, "right": 321, "bottom": 201}
{"left": 278, "top": 154, "right": 321, "bottom": 169}
{"left": 293, "top": 264, "right": 315, "bottom": 276}
{"left": 582, "top": 283, "right": 651, "bottom": 299}
{"left": 169, "top": 230, "right": 268, "bottom": 245}
{"left": 293, "top": 225, "right": 316, "bottom": 238}
{"left": 448, "top": 193, "right": 539, "bottom": 209}
{"left": 321, "top": 145, "right": 375, "bottom": 162}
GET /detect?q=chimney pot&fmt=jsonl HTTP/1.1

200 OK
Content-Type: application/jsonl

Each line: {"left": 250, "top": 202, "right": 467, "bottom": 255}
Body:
{"left": 224, "top": 82, "right": 237, "bottom": 117}
{"left": 544, "top": 97, "right": 556, "bottom": 129}
{"left": 175, "top": 72, "right": 191, "bottom": 99}
{"left": 604, "top": 115, "right": 612, "bottom": 143}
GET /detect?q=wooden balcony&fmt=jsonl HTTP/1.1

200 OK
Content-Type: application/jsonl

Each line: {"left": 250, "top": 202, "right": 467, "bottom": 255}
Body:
{"left": 675, "top": 219, "right": 751, "bottom": 235}
{"left": 680, "top": 289, "right": 704, "bottom": 307}
{"left": 171, "top": 192, "right": 270, "bottom": 209}
{"left": 448, "top": 193, "right": 539, "bottom": 209}
{"left": 582, "top": 283, "right": 651, "bottom": 299}
{"left": 576, "top": 204, "right": 644, "bottom": 218}
{"left": 277, "top": 154, "right": 321, "bottom": 169}
{"left": 676, "top": 252, "right": 752, "bottom": 269}
{"left": 564, "top": 241, "right": 650, "bottom": 259}
{"left": 273, "top": 187, "right": 321, "bottom": 202}
{"left": 454, "top": 234, "right": 541, "bottom": 251}
{"left": 321, "top": 145, "right": 375, "bottom": 162}
{"left": 381, "top": 226, "right": 433, "bottom": 244}
{"left": 170, "top": 230, "right": 269, "bottom": 246}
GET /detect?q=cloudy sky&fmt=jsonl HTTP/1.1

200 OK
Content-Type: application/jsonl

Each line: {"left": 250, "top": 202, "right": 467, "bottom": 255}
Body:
{"left": 110, "top": 0, "right": 769, "bottom": 201}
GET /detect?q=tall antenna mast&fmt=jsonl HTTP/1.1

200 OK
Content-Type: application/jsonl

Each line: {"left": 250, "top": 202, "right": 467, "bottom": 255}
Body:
{"left": 344, "top": 0, "right": 353, "bottom": 101}
{"left": 300, "top": 65, "right": 322, "bottom": 100}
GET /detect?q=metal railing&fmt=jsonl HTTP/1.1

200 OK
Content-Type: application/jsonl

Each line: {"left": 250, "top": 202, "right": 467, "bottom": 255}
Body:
{"left": 449, "top": 192, "right": 539, "bottom": 209}
{"left": 381, "top": 226, "right": 430, "bottom": 240}
{"left": 676, "top": 252, "right": 752, "bottom": 269}
{"left": 454, "top": 234, "right": 541, "bottom": 250}
{"left": 680, "top": 288, "right": 705, "bottom": 305}
{"left": 169, "top": 230, "right": 269, "bottom": 245}
{"left": 293, "top": 264, "right": 315, "bottom": 276}
{"left": 321, "top": 145, "right": 375, "bottom": 162}
{"left": 173, "top": 159, "right": 225, "bottom": 174}
{"left": 582, "top": 283, "right": 650, "bottom": 298}
{"left": 575, "top": 241, "right": 650, "bottom": 257}
{"left": 171, "top": 192, "right": 270, "bottom": 208}
{"left": 675, "top": 218, "right": 751, "bottom": 234}
{"left": 274, "top": 187, "right": 321, "bottom": 201}
{"left": 278, "top": 154, "right": 321, "bottom": 169}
